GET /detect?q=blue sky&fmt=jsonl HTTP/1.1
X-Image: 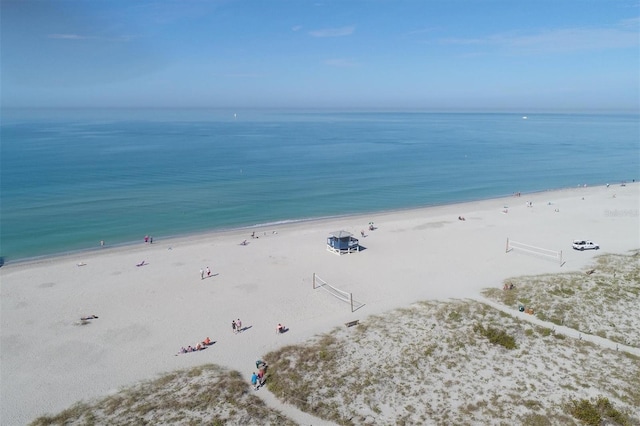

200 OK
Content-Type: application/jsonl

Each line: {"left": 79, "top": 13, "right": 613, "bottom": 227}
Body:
{"left": 2, "top": 0, "right": 639, "bottom": 111}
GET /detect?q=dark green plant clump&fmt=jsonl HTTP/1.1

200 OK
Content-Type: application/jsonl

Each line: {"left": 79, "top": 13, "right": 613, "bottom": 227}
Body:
{"left": 566, "top": 396, "right": 632, "bottom": 426}
{"left": 473, "top": 323, "right": 517, "bottom": 349}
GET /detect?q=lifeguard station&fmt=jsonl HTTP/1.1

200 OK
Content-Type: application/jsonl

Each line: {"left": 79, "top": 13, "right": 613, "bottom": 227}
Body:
{"left": 326, "top": 231, "right": 360, "bottom": 255}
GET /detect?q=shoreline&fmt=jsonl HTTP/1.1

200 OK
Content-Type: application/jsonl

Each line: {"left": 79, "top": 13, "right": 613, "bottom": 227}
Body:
{"left": 2, "top": 181, "right": 630, "bottom": 267}
{"left": 2, "top": 182, "right": 638, "bottom": 425}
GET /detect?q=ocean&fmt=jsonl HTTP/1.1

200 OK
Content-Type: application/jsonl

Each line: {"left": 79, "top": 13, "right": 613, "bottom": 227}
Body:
{"left": 1, "top": 109, "right": 638, "bottom": 263}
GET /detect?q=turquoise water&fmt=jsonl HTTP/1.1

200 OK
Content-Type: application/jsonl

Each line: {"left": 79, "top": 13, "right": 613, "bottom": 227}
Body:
{"left": 1, "top": 109, "right": 638, "bottom": 262}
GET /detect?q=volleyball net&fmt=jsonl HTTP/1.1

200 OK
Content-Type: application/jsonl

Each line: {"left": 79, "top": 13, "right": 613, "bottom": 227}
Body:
{"left": 506, "top": 238, "right": 564, "bottom": 266}
{"left": 312, "top": 273, "right": 364, "bottom": 312}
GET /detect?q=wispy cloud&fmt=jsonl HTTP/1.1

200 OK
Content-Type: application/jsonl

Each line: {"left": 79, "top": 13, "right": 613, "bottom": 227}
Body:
{"left": 324, "top": 58, "right": 359, "bottom": 67}
{"left": 438, "top": 21, "right": 638, "bottom": 53}
{"left": 292, "top": 25, "right": 303, "bottom": 32}
{"left": 505, "top": 28, "right": 637, "bottom": 51}
{"left": 619, "top": 17, "right": 640, "bottom": 28}
{"left": 221, "top": 72, "right": 262, "bottom": 78}
{"left": 405, "top": 27, "right": 439, "bottom": 37}
{"left": 47, "top": 33, "right": 134, "bottom": 42}
{"left": 309, "top": 26, "right": 355, "bottom": 38}
{"left": 48, "top": 34, "right": 88, "bottom": 40}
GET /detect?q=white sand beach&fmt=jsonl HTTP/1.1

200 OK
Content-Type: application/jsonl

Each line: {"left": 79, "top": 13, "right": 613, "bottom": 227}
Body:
{"left": 1, "top": 183, "right": 638, "bottom": 425}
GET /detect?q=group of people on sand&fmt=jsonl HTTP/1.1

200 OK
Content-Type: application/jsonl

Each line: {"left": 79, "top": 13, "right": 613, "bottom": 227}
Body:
{"left": 250, "top": 230, "right": 278, "bottom": 239}
{"left": 199, "top": 266, "right": 212, "bottom": 279}
{"left": 251, "top": 360, "right": 268, "bottom": 390}
{"left": 232, "top": 318, "right": 243, "bottom": 333}
{"left": 143, "top": 235, "right": 154, "bottom": 244}
{"left": 178, "top": 337, "right": 212, "bottom": 354}
{"left": 361, "top": 222, "right": 377, "bottom": 237}
{"left": 171, "top": 316, "right": 287, "bottom": 391}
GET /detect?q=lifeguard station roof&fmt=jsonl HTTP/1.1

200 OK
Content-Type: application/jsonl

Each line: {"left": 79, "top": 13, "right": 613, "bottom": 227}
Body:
{"left": 328, "top": 231, "right": 353, "bottom": 239}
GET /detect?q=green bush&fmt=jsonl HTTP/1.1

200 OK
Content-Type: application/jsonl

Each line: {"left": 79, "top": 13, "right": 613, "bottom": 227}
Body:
{"left": 473, "top": 324, "right": 517, "bottom": 350}
{"left": 538, "top": 327, "right": 552, "bottom": 337}
{"left": 567, "top": 398, "right": 601, "bottom": 425}
{"left": 566, "top": 396, "right": 631, "bottom": 426}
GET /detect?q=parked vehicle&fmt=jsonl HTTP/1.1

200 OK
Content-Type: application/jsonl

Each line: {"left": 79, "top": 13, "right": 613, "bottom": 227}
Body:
{"left": 572, "top": 240, "right": 599, "bottom": 251}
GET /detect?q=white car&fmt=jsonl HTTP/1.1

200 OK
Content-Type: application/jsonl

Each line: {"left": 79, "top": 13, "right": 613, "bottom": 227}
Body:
{"left": 572, "top": 240, "right": 599, "bottom": 251}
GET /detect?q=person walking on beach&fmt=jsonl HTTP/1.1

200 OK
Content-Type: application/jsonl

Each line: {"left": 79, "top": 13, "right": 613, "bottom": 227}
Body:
{"left": 200, "top": 269, "right": 204, "bottom": 280}
{"left": 251, "top": 372, "right": 259, "bottom": 390}
{"left": 257, "top": 368, "right": 265, "bottom": 387}
{"left": 232, "top": 320, "right": 237, "bottom": 334}
{"left": 236, "top": 318, "right": 242, "bottom": 333}
{"left": 206, "top": 266, "right": 211, "bottom": 277}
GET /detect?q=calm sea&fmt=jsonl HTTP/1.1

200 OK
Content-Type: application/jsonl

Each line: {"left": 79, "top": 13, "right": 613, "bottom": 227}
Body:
{"left": 1, "top": 109, "right": 638, "bottom": 262}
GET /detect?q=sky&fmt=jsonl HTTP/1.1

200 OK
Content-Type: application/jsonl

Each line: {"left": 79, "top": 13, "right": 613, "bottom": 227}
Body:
{"left": 1, "top": 0, "right": 639, "bottom": 111}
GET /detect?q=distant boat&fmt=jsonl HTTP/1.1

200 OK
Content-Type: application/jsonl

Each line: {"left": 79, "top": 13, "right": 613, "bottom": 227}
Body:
{"left": 522, "top": 116, "right": 528, "bottom": 120}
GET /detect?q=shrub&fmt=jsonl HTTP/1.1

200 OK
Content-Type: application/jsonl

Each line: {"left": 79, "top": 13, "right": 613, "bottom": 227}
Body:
{"left": 473, "top": 324, "right": 517, "bottom": 350}
{"left": 567, "top": 398, "right": 601, "bottom": 425}
{"left": 566, "top": 396, "right": 631, "bottom": 426}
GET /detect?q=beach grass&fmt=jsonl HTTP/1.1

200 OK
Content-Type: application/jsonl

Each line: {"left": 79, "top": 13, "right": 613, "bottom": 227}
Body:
{"left": 29, "top": 364, "right": 297, "bottom": 426}
{"left": 263, "top": 298, "right": 640, "bottom": 425}
{"left": 482, "top": 251, "right": 640, "bottom": 348}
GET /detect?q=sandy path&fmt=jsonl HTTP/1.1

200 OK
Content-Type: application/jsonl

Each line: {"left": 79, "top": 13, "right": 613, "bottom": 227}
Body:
{"left": 476, "top": 296, "right": 640, "bottom": 356}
